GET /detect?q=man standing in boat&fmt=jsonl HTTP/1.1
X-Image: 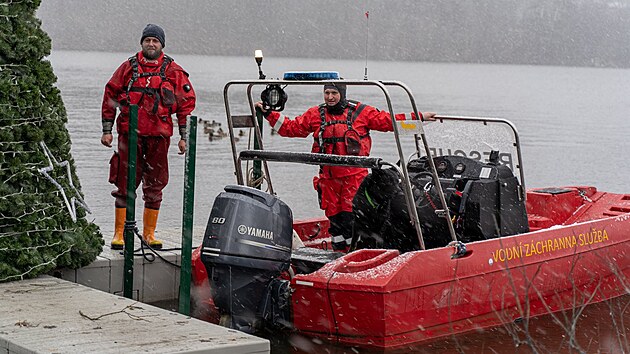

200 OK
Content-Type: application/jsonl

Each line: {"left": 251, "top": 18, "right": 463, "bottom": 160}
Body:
{"left": 101, "top": 24, "right": 196, "bottom": 250}
{"left": 256, "top": 83, "right": 435, "bottom": 251}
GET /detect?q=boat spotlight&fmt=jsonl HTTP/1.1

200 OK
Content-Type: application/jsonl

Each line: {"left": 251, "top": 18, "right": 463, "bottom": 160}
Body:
{"left": 254, "top": 49, "right": 266, "bottom": 79}
{"left": 261, "top": 84, "right": 287, "bottom": 112}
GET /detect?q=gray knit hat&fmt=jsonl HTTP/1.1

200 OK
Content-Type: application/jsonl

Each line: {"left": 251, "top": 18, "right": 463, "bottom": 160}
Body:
{"left": 141, "top": 24, "right": 165, "bottom": 48}
{"left": 323, "top": 83, "right": 346, "bottom": 101}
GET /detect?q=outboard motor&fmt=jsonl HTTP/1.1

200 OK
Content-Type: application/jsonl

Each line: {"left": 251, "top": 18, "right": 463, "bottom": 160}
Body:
{"left": 200, "top": 185, "right": 293, "bottom": 333}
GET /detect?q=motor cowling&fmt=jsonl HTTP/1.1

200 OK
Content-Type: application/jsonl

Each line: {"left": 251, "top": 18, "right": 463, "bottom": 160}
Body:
{"left": 200, "top": 185, "right": 293, "bottom": 333}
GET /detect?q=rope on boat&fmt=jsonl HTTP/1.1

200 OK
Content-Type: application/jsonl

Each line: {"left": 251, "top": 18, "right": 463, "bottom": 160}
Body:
{"left": 247, "top": 167, "right": 268, "bottom": 191}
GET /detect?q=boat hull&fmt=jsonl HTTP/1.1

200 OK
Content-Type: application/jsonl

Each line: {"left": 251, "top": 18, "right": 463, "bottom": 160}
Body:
{"left": 191, "top": 187, "right": 630, "bottom": 349}
{"left": 292, "top": 214, "right": 630, "bottom": 349}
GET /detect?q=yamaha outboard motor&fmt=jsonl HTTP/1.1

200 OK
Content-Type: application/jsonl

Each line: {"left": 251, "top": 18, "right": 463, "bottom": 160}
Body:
{"left": 200, "top": 185, "right": 293, "bottom": 333}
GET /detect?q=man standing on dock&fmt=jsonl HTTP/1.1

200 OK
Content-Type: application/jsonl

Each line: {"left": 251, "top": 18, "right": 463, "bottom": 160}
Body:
{"left": 256, "top": 83, "right": 435, "bottom": 251}
{"left": 101, "top": 24, "right": 196, "bottom": 250}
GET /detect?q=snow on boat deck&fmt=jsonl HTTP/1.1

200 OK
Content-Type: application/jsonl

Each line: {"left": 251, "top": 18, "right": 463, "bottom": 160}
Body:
{"left": 0, "top": 276, "right": 269, "bottom": 354}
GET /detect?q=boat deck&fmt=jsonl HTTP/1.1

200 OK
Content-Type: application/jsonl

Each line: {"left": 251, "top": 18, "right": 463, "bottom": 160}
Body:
{"left": 527, "top": 187, "right": 630, "bottom": 230}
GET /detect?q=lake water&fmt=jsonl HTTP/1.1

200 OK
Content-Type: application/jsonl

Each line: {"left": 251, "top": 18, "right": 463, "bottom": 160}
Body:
{"left": 49, "top": 50, "right": 629, "bottom": 353}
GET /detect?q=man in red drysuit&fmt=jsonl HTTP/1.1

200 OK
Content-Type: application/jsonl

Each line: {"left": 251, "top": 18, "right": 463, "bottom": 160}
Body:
{"left": 256, "top": 83, "right": 435, "bottom": 251}
{"left": 101, "top": 24, "right": 196, "bottom": 250}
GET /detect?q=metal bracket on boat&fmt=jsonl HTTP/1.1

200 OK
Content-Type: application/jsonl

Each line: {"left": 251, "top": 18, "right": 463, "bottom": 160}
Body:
{"left": 578, "top": 189, "right": 593, "bottom": 203}
{"left": 434, "top": 209, "right": 448, "bottom": 218}
{"left": 307, "top": 222, "right": 321, "bottom": 240}
{"left": 449, "top": 240, "right": 467, "bottom": 259}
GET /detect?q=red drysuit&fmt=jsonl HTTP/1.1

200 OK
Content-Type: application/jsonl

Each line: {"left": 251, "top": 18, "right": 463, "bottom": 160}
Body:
{"left": 102, "top": 51, "right": 195, "bottom": 209}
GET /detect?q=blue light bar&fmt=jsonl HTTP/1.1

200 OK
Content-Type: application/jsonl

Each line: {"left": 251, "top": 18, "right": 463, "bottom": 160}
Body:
{"left": 283, "top": 71, "right": 340, "bottom": 81}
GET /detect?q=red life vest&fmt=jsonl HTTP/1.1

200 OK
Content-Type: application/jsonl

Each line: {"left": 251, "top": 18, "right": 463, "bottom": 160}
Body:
{"left": 315, "top": 100, "right": 369, "bottom": 156}
{"left": 125, "top": 54, "right": 177, "bottom": 117}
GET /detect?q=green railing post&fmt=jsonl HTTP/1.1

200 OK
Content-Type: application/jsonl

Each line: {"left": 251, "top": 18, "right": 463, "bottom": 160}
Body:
{"left": 179, "top": 115, "right": 197, "bottom": 315}
{"left": 253, "top": 110, "right": 263, "bottom": 189}
{"left": 123, "top": 104, "right": 139, "bottom": 299}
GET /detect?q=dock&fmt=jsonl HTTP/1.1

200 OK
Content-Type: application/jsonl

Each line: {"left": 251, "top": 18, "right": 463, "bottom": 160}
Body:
{"left": 52, "top": 226, "right": 207, "bottom": 304}
{"left": 0, "top": 276, "right": 269, "bottom": 353}
{"left": 0, "top": 226, "right": 270, "bottom": 353}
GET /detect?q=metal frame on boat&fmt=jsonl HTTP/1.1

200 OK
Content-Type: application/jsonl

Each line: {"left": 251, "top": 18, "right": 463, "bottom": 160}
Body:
{"left": 224, "top": 78, "right": 482, "bottom": 249}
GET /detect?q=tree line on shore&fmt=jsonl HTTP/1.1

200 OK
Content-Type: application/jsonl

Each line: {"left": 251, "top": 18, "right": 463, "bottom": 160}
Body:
{"left": 39, "top": 0, "right": 630, "bottom": 68}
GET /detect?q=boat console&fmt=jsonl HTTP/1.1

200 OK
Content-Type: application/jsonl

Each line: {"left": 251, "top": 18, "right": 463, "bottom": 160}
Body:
{"left": 353, "top": 153, "right": 529, "bottom": 251}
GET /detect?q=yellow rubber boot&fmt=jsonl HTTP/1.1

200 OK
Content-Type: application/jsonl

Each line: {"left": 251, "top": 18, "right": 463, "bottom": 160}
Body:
{"left": 110, "top": 207, "right": 126, "bottom": 250}
{"left": 143, "top": 208, "right": 162, "bottom": 250}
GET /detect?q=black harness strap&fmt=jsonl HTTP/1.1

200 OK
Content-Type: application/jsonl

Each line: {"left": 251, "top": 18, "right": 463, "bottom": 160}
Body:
{"left": 321, "top": 119, "right": 351, "bottom": 127}
{"left": 317, "top": 101, "right": 365, "bottom": 153}
{"left": 317, "top": 104, "right": 327, "bottom": 153}
{"left": 125, "top": 54, "right": 173, "bottom": 113}
{"left": 128, "top": 87, "right": 161, "bottom": 114}
{"left": 320, "top": 137, "right": 346, "bottom": 143}
{"left": 350, "top": 102, "right": 367, "bottom": 126}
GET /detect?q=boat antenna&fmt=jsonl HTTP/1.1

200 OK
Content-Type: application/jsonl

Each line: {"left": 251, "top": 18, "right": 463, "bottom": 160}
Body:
{"left": 363, "top": 7, "right": 370, "bottom": 80}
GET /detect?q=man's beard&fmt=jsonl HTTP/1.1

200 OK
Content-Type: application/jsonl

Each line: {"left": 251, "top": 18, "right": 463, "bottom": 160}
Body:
{"left": 326, "top": 99, "right": 347, "bottom": 115}
{"left": 143, "top": 48, "right": 161, "bottom": 60}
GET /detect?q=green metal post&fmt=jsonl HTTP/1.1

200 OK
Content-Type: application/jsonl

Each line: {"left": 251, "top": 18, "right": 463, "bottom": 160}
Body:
{"left": 123, "top": 104, "right": 139, "bottom": 299}
{"left": 179, "top": 115, "right": 197, "bottom": 315}
{"left": 253, "top": 110, "right": 263, "bottom": 189}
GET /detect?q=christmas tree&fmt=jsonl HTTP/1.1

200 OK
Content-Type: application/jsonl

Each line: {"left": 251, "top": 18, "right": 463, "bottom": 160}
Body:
{"left": 0, "top": 0, "right": 103, "bottom": 282}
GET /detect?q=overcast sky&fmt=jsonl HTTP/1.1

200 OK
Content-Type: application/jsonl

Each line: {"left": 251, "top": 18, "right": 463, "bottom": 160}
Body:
{"left": 38, "top": 0, "right": 630, "bottom": 67}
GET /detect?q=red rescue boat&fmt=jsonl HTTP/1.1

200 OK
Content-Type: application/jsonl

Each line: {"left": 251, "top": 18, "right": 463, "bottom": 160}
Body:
{"left": 190, "top": 72, "right": 630, "bottom": 350}
{"left": 286, "top": 187, "right": 629, "bottom": 348}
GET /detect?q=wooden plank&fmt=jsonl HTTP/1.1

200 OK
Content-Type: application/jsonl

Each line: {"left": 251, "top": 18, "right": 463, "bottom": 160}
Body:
{"left": 0, "top": 276, "right": 269, "bottom": 354}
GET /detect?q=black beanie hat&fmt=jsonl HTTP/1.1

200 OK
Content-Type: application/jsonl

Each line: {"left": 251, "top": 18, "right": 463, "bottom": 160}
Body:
{"left": 141, "top": 24, "right": 165, "bottom": 48}
{"left": 323, "top": 83, "right": 346, "bottom": 101}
